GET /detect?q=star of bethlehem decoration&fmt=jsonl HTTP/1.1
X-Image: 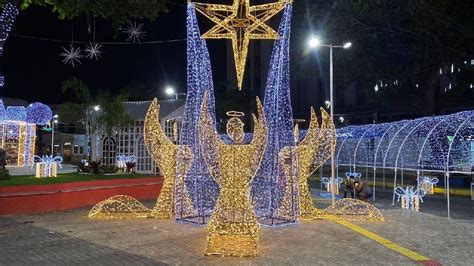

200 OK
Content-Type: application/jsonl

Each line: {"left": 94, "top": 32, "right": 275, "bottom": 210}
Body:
{"left": 60, "top": 44, "right": 83, "bottom": 67}
{"left": 194, "top": 0, "right": 291, "bottom": 90}
{"left": 123, "top": 21, "right": 146, "bottom": 43}
{"left": 85, "top": 42, "right": 103, "bottom": 61}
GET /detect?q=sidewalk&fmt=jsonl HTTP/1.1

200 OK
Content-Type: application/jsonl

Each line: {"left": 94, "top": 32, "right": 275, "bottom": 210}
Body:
{"left": 1, "top": 199, "right": 472, "bottom": 264}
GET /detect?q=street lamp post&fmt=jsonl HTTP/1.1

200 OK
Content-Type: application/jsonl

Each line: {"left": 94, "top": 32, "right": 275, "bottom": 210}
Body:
{"left": 309, "top": 36, "right": 351, "bottom": 204}
{"left": 51, "top": 114, "right": 58, "bottom": 156}
{"left": 165, "top": 86, "right": 186, "bottom": 100}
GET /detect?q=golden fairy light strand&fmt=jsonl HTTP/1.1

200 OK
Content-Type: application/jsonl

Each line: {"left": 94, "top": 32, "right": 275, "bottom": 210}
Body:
{"left": 199, "top": 92, "right": 268, "bottom": 257}
{"left": 226, "top": 111, "right": 245, "bottom": 144}
{"left": 320, "top": 198, "right": 384, "bottom": 222}
{"left": 278, "top": 107, "right": 337, "bottom": 220}
{"left": 88, "top": 195, "right": 151, "bottom": 219}
{"left": 144, "top": 99, "right": 195, "bottom": 219}
{"left": 194, "top": 0, "right": 290, "bottom": 90}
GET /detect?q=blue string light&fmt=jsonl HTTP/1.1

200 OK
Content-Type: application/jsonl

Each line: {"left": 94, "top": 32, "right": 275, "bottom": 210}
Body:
{"left": 26, "top": 102, "right": 53, "bottom": 125}
{"left": 6, "top": 106, "right": 26, "bottom": 121}
{"left": 334, "top": 111, "right": 474, "bottom": 173}
{"left": 0, "top": 3, "right": 19, "bottom": 87}
{"left": 0, "top": 3, "right": 18, "bottom": 55}
{"left": 252, "top": 5, "right": 297, "bottom": 226}
{"left": 174, "top": 3, "right": 219, "bottom": 224}
{"left": 0, "top": 99, "right": 6, "bottom": 121}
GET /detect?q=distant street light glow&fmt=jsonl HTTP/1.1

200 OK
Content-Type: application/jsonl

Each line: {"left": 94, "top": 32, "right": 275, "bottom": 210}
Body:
{"left": 165, "top": 86, "right": 175, "bottom": 95}
{"left": 343, "top": 42, "right": 352, "bottom": 49}
{"left": 308, "top": 36, "right": 321, "bottom": 48}
{"left": 93, "top": 105, "right": 100, "bottom": 111}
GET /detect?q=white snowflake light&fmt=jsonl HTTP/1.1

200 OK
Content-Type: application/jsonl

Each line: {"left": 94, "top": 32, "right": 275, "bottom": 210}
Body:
{"left": 123, "top": 21, "right": 146, "bottom": 43}
{"left": 85, "top": 42, "right": 103, "bottom": 60}
{"left": 60, "top": 45, "right": 82, "bottom": 67}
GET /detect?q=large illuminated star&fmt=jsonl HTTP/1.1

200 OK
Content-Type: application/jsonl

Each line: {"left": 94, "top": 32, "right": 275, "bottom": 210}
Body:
{"left": 194, "top": 0, "right": 291, "bottom": 91}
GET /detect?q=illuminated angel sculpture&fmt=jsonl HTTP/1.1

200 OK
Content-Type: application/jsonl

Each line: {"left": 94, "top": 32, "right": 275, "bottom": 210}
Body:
{"left": 144, "top": 98, "right": 194, "bottom": 219}
{"left": 394, "top": 186, "right": 427, "bottom": 211}
{"left": 278, "top": 107, "right": 336, "bottom": 220}
{"left": 199, "top": 92, "right": 268, "bottom": 257}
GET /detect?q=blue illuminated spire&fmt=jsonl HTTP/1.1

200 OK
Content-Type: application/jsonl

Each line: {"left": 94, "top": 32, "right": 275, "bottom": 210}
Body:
{"left": 252, "top": 5, "right": 298, "bottom": 226}
{"left": 174, "top": 3, "right": 219, "bottom": 224}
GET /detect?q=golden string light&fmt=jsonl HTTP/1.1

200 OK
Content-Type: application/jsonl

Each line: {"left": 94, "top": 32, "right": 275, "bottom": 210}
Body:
{"left": 144, "top": 99, "right": 195, "bottom": 219}
{"left": 226, "top": 111, "right": 245, "bottom": 144}
{"left": 172, "top": 120, "right": 179, "bottom": 142}
{"left": 199, "top": 92, "right": 268, "bottom": 257}
{"left": 278, "top": 107, "right": 337, "bottom": 220}
{"left": 194, "top": 0, "right": 290, "bottom": 90}
{"left": 17, "top": 123, "right": 27, "bottom": 166}
{"left": 320, "top": 198, "right": 384, "bottom": 222}
{"left": 88, "top": 195, "right": 151, "bottom": 219}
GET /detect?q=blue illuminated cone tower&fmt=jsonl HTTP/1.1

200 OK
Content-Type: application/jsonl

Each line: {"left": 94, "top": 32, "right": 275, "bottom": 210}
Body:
{"left": 174, "top": 4, "right": 219, "bottom": 224}
{"left": 252, "top": 5, "right": 299, "bottom": 226}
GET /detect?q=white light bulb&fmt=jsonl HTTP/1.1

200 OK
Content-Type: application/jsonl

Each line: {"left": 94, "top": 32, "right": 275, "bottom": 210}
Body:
{"left": 308, "top": 37, "right": 321, "bottom": 48}
{"left": 165, "top": 87, "right": 175, "bottom": 95}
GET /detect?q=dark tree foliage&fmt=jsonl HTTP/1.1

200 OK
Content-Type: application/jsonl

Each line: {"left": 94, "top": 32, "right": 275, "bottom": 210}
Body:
{"left": 1, "top": 0, "right": 167, "bottom": 29}
{"left": 293, "top": 0, "right": 474, "bottom": 115}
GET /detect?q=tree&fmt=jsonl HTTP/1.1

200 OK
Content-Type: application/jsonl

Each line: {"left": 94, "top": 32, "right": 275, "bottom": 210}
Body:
{"left": 1, "top": 0, "right": 167, "bottom": 28}
{"left": 293, "top": 0, "right": 474, "bottom": 115}
{"left": 96, "top": 91, "right": 134, "bottom": 138}
{"left": 60, "top": 77, "right": 133, "bottom": 162}
{"left": 119, "top": 81, "right": 157, "bottom": 101}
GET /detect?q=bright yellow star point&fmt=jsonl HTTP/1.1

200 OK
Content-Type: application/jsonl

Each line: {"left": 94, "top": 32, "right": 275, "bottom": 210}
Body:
{"left": 194, "top": 0, "right": 291, "bottom": 91}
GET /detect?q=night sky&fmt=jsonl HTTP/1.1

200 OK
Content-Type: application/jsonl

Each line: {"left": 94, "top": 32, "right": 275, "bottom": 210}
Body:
{"left": 0, "top": 1, "right": 233, "bottom": 104}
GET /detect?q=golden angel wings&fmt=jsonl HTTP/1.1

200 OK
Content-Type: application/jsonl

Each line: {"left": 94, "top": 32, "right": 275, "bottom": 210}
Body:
{"left": 298, "top": 107, "right": 336, "bottom": 176}
{"left": 144, "top": 98, "right": 177, "bottom": 167}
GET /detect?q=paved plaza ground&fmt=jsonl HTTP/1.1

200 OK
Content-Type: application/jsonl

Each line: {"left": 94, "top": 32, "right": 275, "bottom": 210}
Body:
{"left": 1, "top": 191, "right": 473, "bottom": 265}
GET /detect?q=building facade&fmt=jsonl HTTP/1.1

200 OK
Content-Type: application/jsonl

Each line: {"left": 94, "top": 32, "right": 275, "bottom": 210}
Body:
{"left": 93, "top": 99, "right": 185, "bottom": 174}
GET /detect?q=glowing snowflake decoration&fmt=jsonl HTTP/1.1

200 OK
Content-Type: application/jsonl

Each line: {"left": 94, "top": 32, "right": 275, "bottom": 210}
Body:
{"left": 85, "top": 42, "right": 103, "bottom": 60}
{"left": 60, "top": 45, "right": 82, "bottom": 67}
{"left": 123, "top": 21, "right": 146, "bottom": 43}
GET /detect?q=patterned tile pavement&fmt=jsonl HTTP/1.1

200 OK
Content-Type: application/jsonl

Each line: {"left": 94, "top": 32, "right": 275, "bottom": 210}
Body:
{"left": 1, "top": 199, "right": 472, "bottom": 265}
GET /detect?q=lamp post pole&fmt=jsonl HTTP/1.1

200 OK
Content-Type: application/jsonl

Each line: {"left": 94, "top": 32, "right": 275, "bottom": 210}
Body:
{"left": 51, "top": 115, "right": 58, "bottom": 156}
{"left": 308, "top": 37, "right": 351, "bottom": 204}
{"left": 329, "top": 44, "right": 336, "bottom": 204}
{"left": 51, "top": 121, "right": 54, "bottom": 156}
